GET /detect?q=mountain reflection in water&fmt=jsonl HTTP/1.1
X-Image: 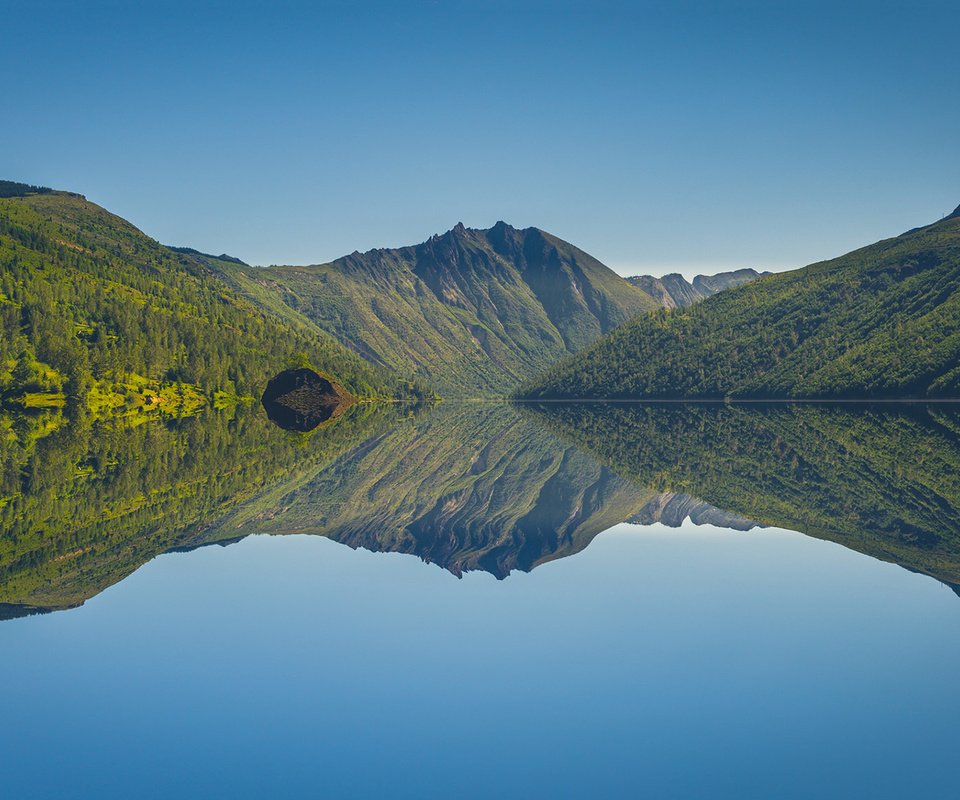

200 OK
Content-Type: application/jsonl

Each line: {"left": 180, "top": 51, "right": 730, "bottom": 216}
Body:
{"left": 1, "top": 399, "right": 959, "bottom": 619}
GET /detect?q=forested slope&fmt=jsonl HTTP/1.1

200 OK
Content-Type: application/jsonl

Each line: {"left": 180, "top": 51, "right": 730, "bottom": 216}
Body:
{"left": 0, "top": 184, "right": 417, "bottom": 407}
{"left": 519, "top": 207, "right": 960, "bottom": 399}
{"left": 0, "top": 402, "right": 399, "bottom": 615}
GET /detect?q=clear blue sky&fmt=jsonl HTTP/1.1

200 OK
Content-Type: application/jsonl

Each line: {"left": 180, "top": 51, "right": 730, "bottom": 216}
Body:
{"left": 3, "top": 0, "right": 958, "bottom": 276}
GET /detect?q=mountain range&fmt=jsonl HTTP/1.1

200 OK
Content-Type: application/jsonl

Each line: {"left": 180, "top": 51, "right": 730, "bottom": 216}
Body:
{"left": 0, "top": 180, "right": 763, "bottom": 404}
{"left": 626, "top": 269, "right": 764, "bottom": 308}
{"left": 5, "top": 399, "right": 959, "bottom": 617}
{"left": 212, "top": 223, "right": 767, "bottom": 396}
{"left": 0, "top": 402, "right": 756, "bottom": 616}
{"left": 4, "top": 178, "right": 957, "bottom": 405}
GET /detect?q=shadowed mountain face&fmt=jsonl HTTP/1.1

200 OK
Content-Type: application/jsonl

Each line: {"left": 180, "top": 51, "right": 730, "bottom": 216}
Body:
{"left": 627, "top": 269, "right": 763, "bottom": 309}
{"left": 530, "top": 402, "right": 960, "bottom": 586}
{"left": 214, "top": 222, "right": 658, "bottom": 397}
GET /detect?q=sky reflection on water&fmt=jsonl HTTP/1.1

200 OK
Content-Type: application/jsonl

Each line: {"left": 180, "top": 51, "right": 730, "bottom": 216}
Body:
{"left": 2, "top": 520, "right": 958, "bottom": 799}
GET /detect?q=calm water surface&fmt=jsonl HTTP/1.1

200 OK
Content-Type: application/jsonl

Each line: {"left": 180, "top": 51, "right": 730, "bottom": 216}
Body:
{"left": 1, "top": 402, "right": 959, "bottom": 798}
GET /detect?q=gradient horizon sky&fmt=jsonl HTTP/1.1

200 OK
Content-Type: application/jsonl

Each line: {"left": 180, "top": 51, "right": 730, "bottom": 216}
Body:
{"left": 3, "top": 0, "right": 958, "bottom": 277}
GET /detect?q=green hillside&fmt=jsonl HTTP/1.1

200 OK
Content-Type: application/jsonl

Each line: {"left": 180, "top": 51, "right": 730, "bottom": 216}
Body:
{"left": 216, "top": 221, "right": 658, "bottom": 397}
{"left": 0, "top": 188, "right": 418, "bottom": 409}
{"left": 518, "top": 207, "right": 960, "bottom": 399}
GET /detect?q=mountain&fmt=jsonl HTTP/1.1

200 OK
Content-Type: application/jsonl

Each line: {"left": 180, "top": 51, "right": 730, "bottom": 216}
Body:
{"left": 0, "top": 186, "right": 419, "bottom": 408}
{"left": 214, "top": 222, "right": 659, "bottom": 397}
{"left": 627, "top": 492, "right": 758, "bottom": 530}
{"left": 627, "top": 268, "right": 763, "bottom": 308}
{"left": 518, "top": 207, "right": 960, "bottom": 399}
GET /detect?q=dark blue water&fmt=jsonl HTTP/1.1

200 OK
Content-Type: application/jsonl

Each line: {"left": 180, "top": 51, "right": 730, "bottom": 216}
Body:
{"left": 2, "top": 520, "right": 958, "bottom": 799}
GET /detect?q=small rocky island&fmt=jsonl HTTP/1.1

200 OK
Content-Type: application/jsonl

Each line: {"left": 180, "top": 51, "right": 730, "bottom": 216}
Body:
{"left": 261, "top": 368, "right": 355, "bottom": 432}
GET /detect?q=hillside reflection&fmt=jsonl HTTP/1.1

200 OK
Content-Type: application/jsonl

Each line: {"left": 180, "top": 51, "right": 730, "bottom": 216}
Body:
{"left": 2, "top": 400, "right": 959, "bottom": 620}
{"left": 528, "top": 402, "right": 960, "bottom": 589}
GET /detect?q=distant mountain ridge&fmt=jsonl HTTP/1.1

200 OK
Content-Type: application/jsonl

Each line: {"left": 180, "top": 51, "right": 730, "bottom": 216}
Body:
{"left": 168, "top": 245, "right": 248, "bottom": 265}
{"left": 215, "top": 221, "right": 660, "bottom": 396}
{"left": 627, "top": 269, "right": 764, "bottom": 308}
{"left": 629, "top": 492, "right": 758, "bottom": 530}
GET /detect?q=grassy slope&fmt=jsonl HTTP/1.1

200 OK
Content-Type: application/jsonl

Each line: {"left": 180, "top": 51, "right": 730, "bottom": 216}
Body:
{"left": 519, "top": 209, "right": 960, "bottom": 399}
{"left": 217, "top": 222, "right": 657, "bottom": 397}
{"left": 0, "top": 191, "right": 409, "bottom": 405}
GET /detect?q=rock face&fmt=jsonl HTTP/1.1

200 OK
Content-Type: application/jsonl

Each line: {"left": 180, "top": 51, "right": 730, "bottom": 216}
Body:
{"left": 627, "top": 269, "right": 763, "bottom": 309}
{"left": 261, "top": 368, "right": 354, "bottom": 431}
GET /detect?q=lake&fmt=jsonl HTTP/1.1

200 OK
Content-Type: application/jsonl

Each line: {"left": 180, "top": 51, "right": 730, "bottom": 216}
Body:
{"left": 2, "top": 401, "right": 959, "bottom": 798}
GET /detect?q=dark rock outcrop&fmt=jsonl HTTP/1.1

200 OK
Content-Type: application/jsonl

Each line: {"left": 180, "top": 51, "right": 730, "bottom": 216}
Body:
{"left": 261, "top": 368, "right": 354, "bottom": 432}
